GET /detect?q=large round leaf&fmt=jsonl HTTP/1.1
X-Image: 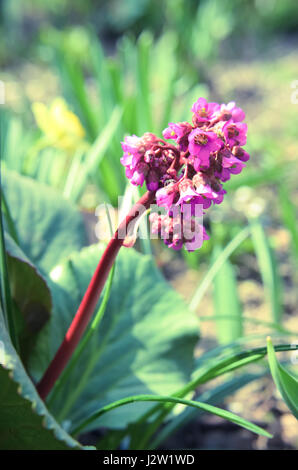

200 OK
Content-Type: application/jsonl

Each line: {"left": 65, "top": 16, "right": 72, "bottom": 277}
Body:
{"left": 2, "top": 169, "right": 87, "bottom": 274}
{"left": 28, "top": 244, "right": 199, "bottom": 431}
{"left": 5, "top": 232, "right": 52, "bottom": 332}
{"left": 4, "top": 232, "right": 52, "bottom": 360}
{"left": 0, "top": 308, "right": 91, "bottom": 449}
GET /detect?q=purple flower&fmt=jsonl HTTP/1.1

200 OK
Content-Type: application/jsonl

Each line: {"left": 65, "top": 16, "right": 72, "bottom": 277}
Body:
{"left": 163, "top": 122, "right": 192, "bottom": 151}
{"left": 120, "top": 132, "right": 176, "bottom": 191}
{"left": 221, "top": 102, "right": 245, "bottom": 122}
{"left": 180, "top": 199, "right": 206, "bottom": 219}
{"left": 222, "top": 154, "right": 246, "bottom": 174}
{"left": 146, "top": 170, "right": 159, "bottom": 191}
{"left": 121, "top": 135, "right": 143, "bottom": 156}
{"left": 156, "top": 183, "right": 177, "bottom": 210}
{"left": 125, "top": 167, "right": 134, "bottom": 179}
{"left": 120, "top": 152, "right": 139, "bottom": 168}
{"left": 176, "top": 179, "right": 199, "bottom": 205}
{"left": 121, "top": 96, "right": 249, "bottom": 252}
{"left": 150, "top": 210, "right": 209, "bottom": 252}
{"left": 185, "top": 224, "right": 210, "bottom": 252}
{"left": 233, "top": 146, "right": 250, "bottom": 162}
{"left": 188, "top": 129, "right": 222, "bottom": 168}
{"left": 223, "top": 121, "right": 247, "bottom": 147}
{"left": 191, "top": 98, "right": 220, "bottom": 124}
{"left": 189, "top": 194, "right": 212, "bottom": 210}
{"left": 192, "top": 172, "right": 226, "bottom": 205}
{"left": 120, "top": 135, "right": 145, "bottom": 180}
{"left": 165, "top": 235, "right": 184, "bottom": 251}
{"left": 130, "top": 162, "right": 149, "bottom": 186}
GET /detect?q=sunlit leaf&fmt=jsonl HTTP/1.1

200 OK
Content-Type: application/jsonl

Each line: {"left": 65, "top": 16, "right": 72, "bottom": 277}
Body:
{"left": 267, "top": 337, "right": 298, "bottom": 419}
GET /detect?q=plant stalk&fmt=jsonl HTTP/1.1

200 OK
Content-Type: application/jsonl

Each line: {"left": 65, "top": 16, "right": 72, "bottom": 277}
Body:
{"left": 37, "top": 190, "right": 156, "bottom": 400}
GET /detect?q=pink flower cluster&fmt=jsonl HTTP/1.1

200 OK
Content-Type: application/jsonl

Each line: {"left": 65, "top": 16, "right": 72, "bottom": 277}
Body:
{"left": 120, "top": 97, "right": 249, "bottom": 251}
{"left": 120, "top": 133, "right": 177, "bottom": 191}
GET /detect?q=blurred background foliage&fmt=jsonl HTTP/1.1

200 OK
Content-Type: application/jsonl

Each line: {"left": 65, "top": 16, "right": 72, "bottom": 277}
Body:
{"left": 0, "top": 0, "right": 298, "bottom": 449}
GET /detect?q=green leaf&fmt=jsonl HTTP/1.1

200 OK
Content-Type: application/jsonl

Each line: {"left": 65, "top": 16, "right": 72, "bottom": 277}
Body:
{"left": 250, "top": 220, "right": 283, "bottom": 324}
{"left": 136, "top": 32, "right": 153, "bottom": 135}
{"left": 192, "top": 340, "right": 297, "bottom": 389}
{"left": 1, "top": 169, "right": 87, "bottom": 273}
{"left": 1, "top": 188, "right": 19, "bottom": 245}
{"left": 189, "top": 227, "right": 250, "bottom": 311}
{"left": 90, "top": 38, "right": 115, "bottom": 123}
{"left": 72, "top": 393, "right": 272, "bottom": 439}
{"left": 28, "top": 244, "right": 199, "bottom": 432}
{"left": 267, "top": 337, "right": 298, "bottom": 419}
{"left": 133, "top": 338, "right": 297, "bottom": 448}
{"left": 4, "top": 232, "right": 52, "bottom": 358}
{"left": 0, "top": 308, "right": 91, "bottom": 450}
{"left": 152, "top": 32, "right": 178, "bottom": 132}
{"left": 69, "top": 107, "right": 123, "bottom": 203}
{"left": 0, "top": 113, "right": 34, "bottom": 174}
{"left": 48, "top": 263, "right": 116, "bottom": 404}
{"left": 279, "top": 184, "right": 298, "bottom": 262}
{"left": 1, "top": 131, "right": 19, "bottom": 351}
{"left": 150, "top": 372, "right": 264, "bottom": 449}
{"left": 57, "top": 53, "right": 99, "bottom": 141}
{"left": 0, "top": 177, "right": 18, "bottom": 351}
{"left": 212, "top": 245, "right": 243, "bottom": 344}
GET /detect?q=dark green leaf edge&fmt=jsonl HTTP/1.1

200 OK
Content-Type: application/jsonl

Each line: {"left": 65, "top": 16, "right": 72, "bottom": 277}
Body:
{"left": 0, "top": 310, "right": 94, "bottom": 450}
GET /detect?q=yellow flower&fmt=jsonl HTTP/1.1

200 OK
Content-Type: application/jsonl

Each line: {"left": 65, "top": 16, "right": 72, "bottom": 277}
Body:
{"left": 32, "top": 98, "right": 86, "bottom": 153}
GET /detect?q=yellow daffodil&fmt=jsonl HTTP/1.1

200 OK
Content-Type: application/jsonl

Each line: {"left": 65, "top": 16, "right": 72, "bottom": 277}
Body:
{"left": 32, "top": 97, "right": 86, "bottom": 153}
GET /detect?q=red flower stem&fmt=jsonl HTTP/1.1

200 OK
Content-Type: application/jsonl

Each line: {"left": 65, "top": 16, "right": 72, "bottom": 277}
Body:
{"left": 37, "top": 190, "right": 156, "bottom": 400}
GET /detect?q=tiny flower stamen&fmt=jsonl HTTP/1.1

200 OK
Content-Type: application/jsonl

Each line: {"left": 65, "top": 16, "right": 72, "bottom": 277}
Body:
{"left": 194, "top": 134, "right": 208, "bottom": 146}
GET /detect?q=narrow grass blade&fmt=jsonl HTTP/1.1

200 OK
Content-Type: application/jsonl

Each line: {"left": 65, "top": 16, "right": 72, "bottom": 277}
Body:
{"left": 133, "top": 187, "right": 151, "bottom": 255}
{"left": 90, "top": 38, "right": 115, "bottom": 123}
{"left": 56, "top": 53, "right": 98, "bottom": 141}
{"left": 72, "top": 394, "right": 272, "bottom": 439}
{"left": 1, "top": 189, "right": 19, "bottom": 245}
{"left": 279, "top": 184, "right": 298, "bottom": 262}
{"left": 69, "top": 107, "right": 122, "bottom": 202}
{"left": 267, "top": 337, "right": 298, "bottom": 419}
{"left": 118, "top": 35, "right": 139, "bottom": 133}
{"left": 63, "top": 149, "right": 85, "bottom": 199}
{"left": 149, "top": 371, "right": 264, "bottom": 449}
{"left": 192, "top": 343, "right": 298, "bottom": 389}
{"left": 35, "top": 149, "right": 66, "bottom": 188}
{"left": 133, "top": 341, "right": 297, "bottom": 448}
{"left": 212, "top": 245, "right": 243, "bottom": 344}
{"left": 250, "top": 219, "right": 283, "bottom": 324}
{"left": 151, "top": 31, "right": 178, "bottom": 132}
{"left": 136, "top": 32, "right": 153, "bottom": 134}
{"left": 1, "top": 114, "right": 32, "bottom": 174}
{"left": 189, "top": 226, "right": 250, "bottom": 311}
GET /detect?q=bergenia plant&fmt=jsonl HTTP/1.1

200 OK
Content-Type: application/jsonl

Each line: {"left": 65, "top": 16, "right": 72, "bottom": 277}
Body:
{"left": 3, "top": 96, "right": 297, "bottom": 450}
{"left": 121, "top": 97, "right": 248, "bottom": 251}
{"left": 37, "top": 98, "right": 249, "bottom": 397}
